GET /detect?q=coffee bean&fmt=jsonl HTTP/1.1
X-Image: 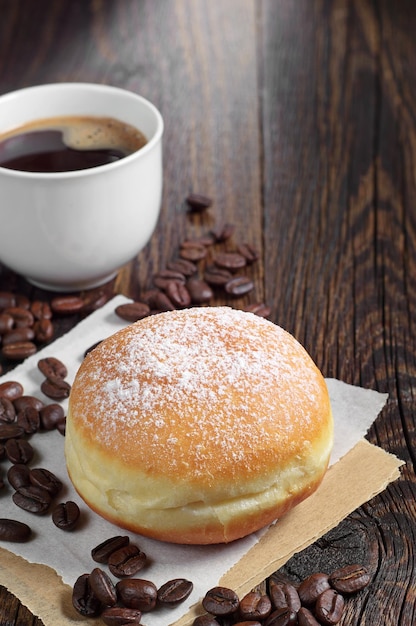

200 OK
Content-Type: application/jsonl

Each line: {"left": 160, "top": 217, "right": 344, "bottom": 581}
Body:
{"left": 30, "top": 468, "right": 62, "bottom": 496}
{"left": 2, "top": 327, "right": 36, "bottom": 345}
{"left": 234, "top": 622, "right": 263, "bottom": 626}
{"left": 244, "top": 302, "right": 272, "bottom": 318}
{"left": 39, "top": 403, "right": 65, "bottom": 430}
{"left": 186, "top": 192, "right": 212, "bottom": 212}
{"left": 91, "top": 535, "right": 130, "bottom": 564}
{"left": 15, "top": 294, "right": 30, "bottom": 310}
{"left": 269, "top": 580, "right": 301, "bottom": 613}
{"left": 0, "top": 518, "right": 31, "bottom": 542}
{"left": 167, "top": 258, "right": 198, "bottom": 276}
{"left": 5, "top": 438, "right": 34, "bottom": 464}
{"left": 297, "top": 607, "right": 322, "bottom": 626}
{"left": 30, "top": 300, "right": 52, "bottom": 320}
{"left": 225, "top": 276, "right": 254, "bottom": 296}
{"left": 108, "top": 543, "right": 147, "bottom": 578}
{"left": 13, "top": 485, "right": 52, "bottom": 514}
{"left": 157, "top": 578, "right": 193, "bottom": 606}
{"left": 116, "top": 578, "right": 158, "bottom": 612}
{"left": 52, "top": 501, "right": 81, "bottom": 530}
{"left": 148, "top": 290, "right": 175, "bottom": 312}
{"left": 101, "top": 606, "right": 143, "bottom": 625}
{"left": 0, "top": 380, "right": 24, "bottom": 401}
{"left": 329, "top": 564, "right": 370, "bottom": 594}
{"left": 179, "top": 241, "right": 207, "bottom": 262}
{"left": 214, "top": 252, "right": 247, "bottom": 271}
{"left": 153, "top": 270, "right": 186, "bottom": 289}
{"left": 0, "top": 397, "right": 16, "bottom": 423}
{"left": 7, "top": 464, "right": 31, "bottom": 490}
{"left": 4, "top": 306, "right": 34, "bottom": 328}
{"left": 51, "top": 295, "right": 84, "bottom": 315}
{"left": 298, "top": 573, "right": 330, "bottom": 606}
{"left": 16, "top": 407, "right": 40, "bottom": 434}
{"left": 186, "top": 278, "right": 214, "bottom": 304}
{"left": 37, "top": 356, "right": 68, "bottom": 380}
{"left": 202, "top": 586, "right": 239, "bottom": 616}
{"left": 72, "top": 573, "right": 102, "bottom": 617}
{"left": 264, "top": 607, "right": 298, "bottom": 626}
{"left": 0, "top": 424, "right": 25, "bottom": 441}
{"left": 237, "top": 242, "right": 260, "bottom": 264}
{"left": 165, "top": 280, "right": 191, "bottom": 308}
{"left": 204, "top": 265, "right": 233, "bottom": 286}
{"left": 211, "top": 222, "right": 235, "bottom": 242}
{"left": 115, "top": 301, "right": 151, "bottom": 322}
{"left": 192, "top": 616, "right": 220, "bottom": 626}
{"left": 14, "top": 395, "right": 45, "bottom": 412}
{"left": 315, "top": 588, "right": 345, "bottom": 625}
{"left": 239, "top": 590, "right": 272, "bottom": 620}
{"left": 0, "top": 291, "right": 16, "bottom": 310}
{"left": 2, "top": 340, "right": 37, "bottom": 360}
{"left": 0, "top": 313, "right": 14, "bottom": 334}
{"left": 89, "top": 567, "right": 117, "bottom": 606}
{"left": 40, "top": 377, "right": 71, "bottom": 400}
{"left": 34, "top": 318, "right": 54, "bottom": 343}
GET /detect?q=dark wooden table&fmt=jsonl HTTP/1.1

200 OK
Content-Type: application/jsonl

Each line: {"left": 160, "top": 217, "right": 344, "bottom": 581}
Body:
{"left": 1, "top": 1, "right": 416, "bottom": 624}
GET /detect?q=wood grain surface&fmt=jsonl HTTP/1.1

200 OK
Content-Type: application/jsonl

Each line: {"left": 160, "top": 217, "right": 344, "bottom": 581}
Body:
{"left": 1, "top": 0, "right": 415, "bottom": 624}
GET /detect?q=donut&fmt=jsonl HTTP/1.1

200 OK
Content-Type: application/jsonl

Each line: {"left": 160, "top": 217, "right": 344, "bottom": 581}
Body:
{"left": 65, "top": 306, "right": 333, "bottom": 544}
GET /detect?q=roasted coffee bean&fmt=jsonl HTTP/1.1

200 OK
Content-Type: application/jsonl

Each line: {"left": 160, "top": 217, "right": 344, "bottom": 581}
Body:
{"left": 167, "top": 258, "right": 198, "bottom": 276}
{"left": 297, "top": 607, "right": 321, "bottom": 626}
{"left": 186, "top": 192, "right": 212, "bottom": 212}
{"left": 225, "top": 276, "right": 254, "bottom": 296}
{"left": 108, "top": 543, "right": 147, "bottom": 577}
{"left": 234, "top": 622, "right": 263, "bottom": 626}
{"left": 0, "top": 380, "right": 24, "bottom": 401}
{"left": 72, "top": 573, "right": 102, "bottom": 617}
{"left": 91, "top": 535, "right": 130, "bottom": 563}
{"left": 239, "top": 590, "right": 272, "bottom": 620}
{"left": 329, "top": 564, "right": 370, "bottom": 594}
{"left": 0, "top": 313, "right": 14, "bottom": 334}
{"left": 211, "top": 222, "right": 235, "bottom": 242}
{"left": 2, "top": 327, "right": 36, "bottom": 345}
{"left": 30, "top": 300, "right": 52, "bottom": 320}
{"left": 89, "top": 567, "right": 117, "bottom": 606}
{"left": 264, "top": 607, "right": 297, "bottom": 626}
{"left": 13, "top": 485, "right": 52, "bottom": 514}
{"left": 41, "top": 377, "right": 71, "bottom": 400}
{"left": 202, "top": 586, "right": 239, "bottom": 616}
{"left": 298, "top": 573, "right": 330, "bottom": 606}
{"left": 13, "top": 395, "right": 45, "bottom": 412}
{"left": 179, "top": 241, "right": 207, "bottom": 262}
{"left": 115, "top": 301, "right": 150, "bottom": 322}
{"left": 192, "top": 616, "right": 220, "bottom": 626}
{"left": 148, "top": 290, "right": 175, "bottom": 312}
{"left": 51, "top": 295, "right": 84, "bottom": 315}
{"left": 2, "top": 340, "right": 37, "bottom": 360}
{"left": 186, "top": 278, "right": 214, "bottom": 304}
{"left": 0, "top": 424, "right": 25, "bottom": 441}
{"left": 16, "top": 407, "right": 40, "bottom": 434}
{"left": 34, "top": 318, "right": 54, "bottom": 343}
{"left": 116, "top": 578, "right": 158, "bottom": 612}
{"left": 0, "top": 291, "right": 16, "bottom": 310}
{"left": 0, "top": 397, "right": 16, "bottom": 423}
{"left": 165, "top": 280, "right": 191, "bottom": 308}
{"left": 157, "top": 578, "right": 193, "bottom": 606}
{"left": 39, "top": 403, "right": 65, "bottom": 430}
{"left": 213, "top": 252, "right": 247, "bottom": 271}
{"left": 4, "top": 306, "right": 34, "bottom": 328}
{"left": 204, "top": 265, "right": 233, "bottom": 286}
{"left": 101, "top": 606, "right": 143, "bottom": 625}
{"left": 0, "top": 443, "right": 5, "bottom": 460}
{"left": 269, "top": 580, "right": 301, "bottom": 613}
{"left": 7, "top": 464, "right": 31, "bottom": 490}
{"left": 153, "top": 269, "right": 186, "bottom": 289}
{"left": 237, "top": 242, "right": 260, "bottom": 264}
{"left": 0, "top": 518, "right": 31, "bottom": 542}
{"left": 30, "top": 467, "right": 62, "bottom": 496}
{"left": 52, "top": 501, "right": 81, "bottom": 530}
{"left": 15, "top": 294, "right": 30, "bottom": 310}
{"left": 37, "top": 356, "right": 68, "bottom": 380}
{"left": 315, "top": 589, "right": 345, "bottom": 625}
{"left": 5, "top": 438, "right": 34, "bottom": 464}
{"left": 244, "top": 302, "right": 272, "bottom": 318}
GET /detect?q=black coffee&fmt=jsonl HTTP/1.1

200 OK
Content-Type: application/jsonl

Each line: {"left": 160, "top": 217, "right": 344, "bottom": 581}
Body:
{"left": 0, "top": 115, "right": 147, "bottom": 172}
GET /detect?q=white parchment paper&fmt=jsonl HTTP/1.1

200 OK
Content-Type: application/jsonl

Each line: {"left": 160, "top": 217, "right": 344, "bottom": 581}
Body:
{"left": 0, "top": 296, "right": 388, "bottom": 625}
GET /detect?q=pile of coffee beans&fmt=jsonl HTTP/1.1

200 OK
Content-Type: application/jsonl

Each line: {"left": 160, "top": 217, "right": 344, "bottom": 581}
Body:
{"left": 195, "top": 564, "right": 370, "bottom": 625}
{"left": 72, "top": 534, "right": 193, "bottom": 623}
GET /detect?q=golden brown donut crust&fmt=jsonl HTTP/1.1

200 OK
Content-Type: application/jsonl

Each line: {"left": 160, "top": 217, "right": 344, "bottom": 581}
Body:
{"left": 65, "top": 307, "right": 333, "bottom": 544}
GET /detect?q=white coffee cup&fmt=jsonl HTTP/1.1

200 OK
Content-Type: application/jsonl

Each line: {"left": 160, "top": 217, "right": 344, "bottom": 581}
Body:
{"left": 0, "top": 83, "right": 163, "bottom": 291}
